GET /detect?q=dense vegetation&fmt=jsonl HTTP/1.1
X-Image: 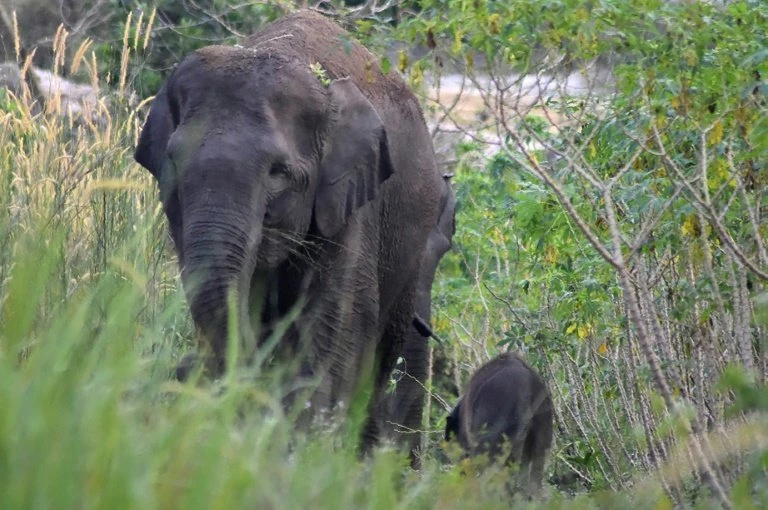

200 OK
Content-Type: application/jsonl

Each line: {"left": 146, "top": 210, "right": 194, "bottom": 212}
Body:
{"left": 1, "top": 0, "right": 767, "bottom": 507}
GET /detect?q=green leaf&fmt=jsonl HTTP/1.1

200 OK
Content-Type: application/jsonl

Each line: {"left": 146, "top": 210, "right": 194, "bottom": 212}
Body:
{"left": 380, "top": 56, "right": 391, "bottom": 75}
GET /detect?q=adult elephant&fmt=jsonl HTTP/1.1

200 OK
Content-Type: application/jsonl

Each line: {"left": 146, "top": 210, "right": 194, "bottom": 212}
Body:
{"left": 385, "top": 172, "right": 455, "bottom": 466}
{"left": 133, "top": 10, "right": 445, "bottom": 451}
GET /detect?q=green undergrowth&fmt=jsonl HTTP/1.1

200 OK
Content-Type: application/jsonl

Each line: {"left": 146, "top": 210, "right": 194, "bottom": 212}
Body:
{"left": 0, "top": 239, "right": 678, "bottom": 510}
{"left": 0, "top": 229, "right": 668, "bottom": 510}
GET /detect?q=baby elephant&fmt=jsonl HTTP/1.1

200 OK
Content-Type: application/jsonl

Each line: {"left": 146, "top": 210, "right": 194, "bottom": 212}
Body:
{"left": 445, "top": 352, "right": 554, "bottom": 496}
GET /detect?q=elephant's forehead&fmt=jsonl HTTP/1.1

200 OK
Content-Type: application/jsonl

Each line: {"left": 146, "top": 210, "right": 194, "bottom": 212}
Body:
{"left": 183, "top": 47, "right": 326, "bottom": 114}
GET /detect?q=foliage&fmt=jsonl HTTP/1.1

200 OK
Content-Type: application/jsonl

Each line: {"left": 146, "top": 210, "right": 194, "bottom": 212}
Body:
{"left": 382, "top": 0, "right": 768, "bottom": 502}
{"left": 95, "top": 1, "right": 289, "bottom": 96}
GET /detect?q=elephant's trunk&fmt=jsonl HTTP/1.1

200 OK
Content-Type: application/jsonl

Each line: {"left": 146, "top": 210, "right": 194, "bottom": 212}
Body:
{"left": 179, "top": 169, "right": 266, "bottom": 374}
{"left": 181, "top": 216, "right": 262, "bottom": 372}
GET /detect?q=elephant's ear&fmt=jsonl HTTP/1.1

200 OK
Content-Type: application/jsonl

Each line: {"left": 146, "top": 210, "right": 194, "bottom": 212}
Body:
{"left": 134, "top": 83, "right": 176, "bottom": 178}
{"left": 445, "top": 400, "right": 462, "bottom": 441}
{"left": 314, "top": 78, "right": 394, "bottom": 238}
{"left": 434, "top": 176, "right": 456, "bottom": 248}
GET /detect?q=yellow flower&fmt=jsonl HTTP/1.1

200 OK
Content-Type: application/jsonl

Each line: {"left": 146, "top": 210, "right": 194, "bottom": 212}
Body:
{"left": 452, "top": 29, "right": 463, "bottom": 54}
{"left": 707, "top": 120, "right": 724, "bottom": 146}
{"left": 544, "top": 245, "right": 558, "bottom": 264}
{"left": 684, "top": 48, "right": 698, "bottom": 67}
{"left": 577, "top": 323, "right": 592, "bottom": 340}
{"left": 490, "top": 226, "right": 504, "bottom": 245}
{"left": 488, "top": 13, "right": 501, "bottom": 35}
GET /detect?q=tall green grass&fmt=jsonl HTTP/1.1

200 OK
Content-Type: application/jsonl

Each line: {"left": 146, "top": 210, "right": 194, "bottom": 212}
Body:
{"left": 0, "top": 252, "right": 676, "bottom": 510}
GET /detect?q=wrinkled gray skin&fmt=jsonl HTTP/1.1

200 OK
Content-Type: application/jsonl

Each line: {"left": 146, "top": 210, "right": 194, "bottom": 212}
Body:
{"left": 445, "top": 352, "right": 554, "bottom": 496}
{"left": 133, "top": 11, "right": 444, "bottom": 452}
{"left": 384, "top": 172, "right": 455, "bottom": 466}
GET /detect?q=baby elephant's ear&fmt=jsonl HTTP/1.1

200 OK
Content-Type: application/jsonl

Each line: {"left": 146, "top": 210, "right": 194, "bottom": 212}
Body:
{"left": 134, "top": 83, "right": 175, "bottom": 178}
{"left": 314, "top": 78, "right": 394, "bottom": 238}
{"left": 445, "top": 400, "right": 462, "bottom": 441}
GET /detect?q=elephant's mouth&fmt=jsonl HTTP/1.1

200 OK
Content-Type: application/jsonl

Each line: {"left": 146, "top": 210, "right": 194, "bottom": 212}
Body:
{"left": 246, "top": 265, "right": 305, "bottom": 349}
{"left": 255, "top": 228, "right": 291, "bottom": 268}
{"left": 258, "top": 225, "right": 318, "bottom": 270}
{"left": 247, "top": 268, "right": 274, "bottom": 337}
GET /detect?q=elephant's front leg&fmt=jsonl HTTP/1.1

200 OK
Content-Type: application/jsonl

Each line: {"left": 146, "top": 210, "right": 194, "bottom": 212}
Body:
{"left": 284, "top": 238, "right": 384, "bottom": 430}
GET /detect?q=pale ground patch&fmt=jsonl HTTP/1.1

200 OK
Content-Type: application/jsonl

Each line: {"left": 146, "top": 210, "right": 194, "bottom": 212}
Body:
{"left": 0, "top": 62, "right": 112, "bottom": 122}
{"left": 423, "top": 65, "right": 613, "bottom": 165}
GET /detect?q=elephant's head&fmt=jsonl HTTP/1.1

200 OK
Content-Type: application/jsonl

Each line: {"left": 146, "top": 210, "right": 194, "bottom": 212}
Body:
{"left": 134, "top": 47, "right": 394, "bottom": 371}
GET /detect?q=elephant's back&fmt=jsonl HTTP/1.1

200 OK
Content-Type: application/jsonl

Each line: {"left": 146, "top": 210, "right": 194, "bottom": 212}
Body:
{"left": 243, "top": 10, "right": 419, "bottom": 118}
{"left": 463, "top": 356, "right": 534, "bottom": 427}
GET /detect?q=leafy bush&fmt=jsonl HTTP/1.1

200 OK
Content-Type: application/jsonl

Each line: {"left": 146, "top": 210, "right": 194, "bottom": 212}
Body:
{"left": 379, "top": 0, "right": 768, "bottom": 502}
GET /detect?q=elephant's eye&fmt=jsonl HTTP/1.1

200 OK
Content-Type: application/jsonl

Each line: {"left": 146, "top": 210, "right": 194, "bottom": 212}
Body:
{"left": 269, "top": 162, "right": 290, "bottom": 178}
{"left": 267, "top": 162, "right": 295, "bottom": 196}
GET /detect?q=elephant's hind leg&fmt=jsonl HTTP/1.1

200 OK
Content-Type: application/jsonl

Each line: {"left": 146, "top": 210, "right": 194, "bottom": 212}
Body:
{"left": 522, "top": 406, "right": 553, "bottom": 496}
{"left": 388, "top": 327, "right": 429, "bottom": 468}
{"left": 360, "top": 284, "right": 418, "bottom": 459}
